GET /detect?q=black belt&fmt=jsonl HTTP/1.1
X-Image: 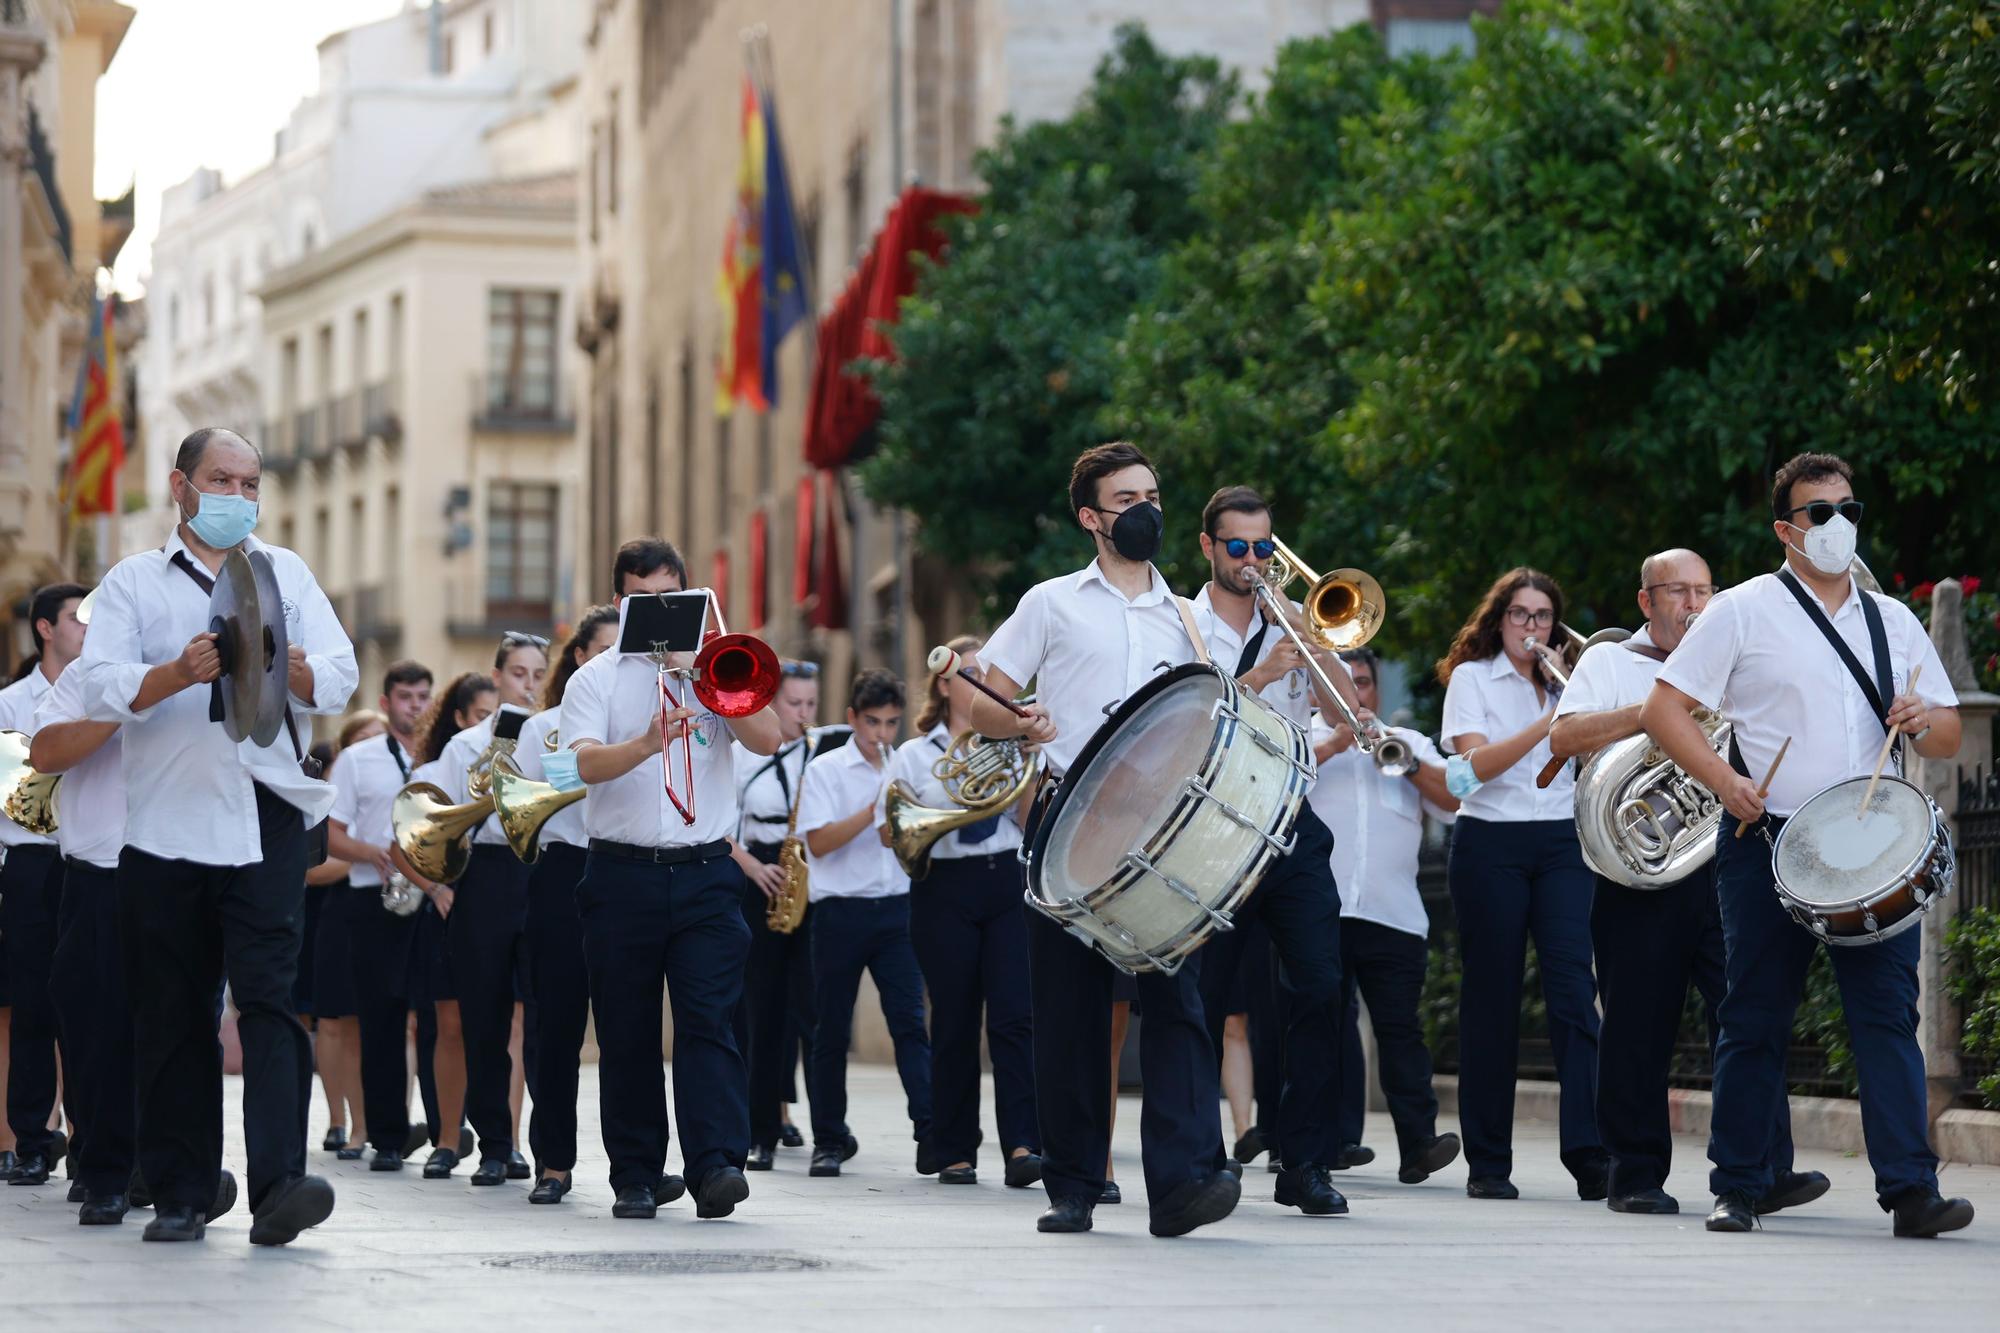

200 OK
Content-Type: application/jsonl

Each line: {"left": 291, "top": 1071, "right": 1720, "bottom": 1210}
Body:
{"left": 588, "top": 837, "right": 732, "bottom": 866}
{"left": 64, "top": 855, "right": 114, "bottom": 875}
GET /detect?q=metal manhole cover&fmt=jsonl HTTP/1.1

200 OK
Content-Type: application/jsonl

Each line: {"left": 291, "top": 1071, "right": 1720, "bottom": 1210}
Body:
{"left": 486, "top": 1251, "right": 832, "bottom": 1276}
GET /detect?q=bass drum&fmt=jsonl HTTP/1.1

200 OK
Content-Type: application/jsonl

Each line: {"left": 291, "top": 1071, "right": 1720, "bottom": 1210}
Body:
{"left": 1023, "top": 663, "right": 1313, "bottom": 974}
{"left": 1770, "top": 775, "right": 1955, "bottom": 946}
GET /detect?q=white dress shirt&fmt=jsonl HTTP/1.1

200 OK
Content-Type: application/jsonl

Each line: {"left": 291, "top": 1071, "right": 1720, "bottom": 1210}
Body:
{"left": 1191, "top": 583, "right": 1333, "bottom": 736}
{"left": 511, "top": 706, "right": 586, "bottom": 849}
{"left": 1441, "top": 652, "right": 1575, "bottom": 822}
{"left": 0, "top": 665, "right": 57, "bottom": 848}
{"left": 978, "top": 558, "right": 1197, "bottom": 777}
{"left": 1657, "top": 570, "right": 1955, "bottom": 818}
{"left": 32, "top": 665, "right": 124, "bottom": 869}
{"left": 1309, "top": 721, "right": 1449, "bottom": 938}
{"left": 1554, "top": 625, "right": 1665, "bottom": 717}
{"left": 437, "top": 708, "right": 539, "bottom": 847}
{"left": 327, "top": 730, "right": 418, "bottom": 884}
{"left": 74, "top": 530, "right": 357, "bottom": 867}
{"left": 561, "top": 648, "right": 740, "bottom": 847}
{"left": 873, "top": 725, "right": 1026, "bottom": 860}
{"left": 796, "top": 741, "right": 906, "bottom": 900}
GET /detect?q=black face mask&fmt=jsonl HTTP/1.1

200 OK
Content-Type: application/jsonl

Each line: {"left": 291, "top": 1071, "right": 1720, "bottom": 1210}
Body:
{"left": 1094, "top": 502, "right": 1164, "bottom": 563}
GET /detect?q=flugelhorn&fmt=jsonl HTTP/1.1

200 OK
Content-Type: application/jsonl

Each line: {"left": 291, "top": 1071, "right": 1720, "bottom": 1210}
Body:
{"left": 0, "top": 730, "right": 60, "bottom": 835}
{"left": 490, "top": 755, "right": 585, "bottom": 864}
{"left": 1240, "top": 556, "right": 1409, "bottom": 773}
{"left": 390, "top": 781, "right": 490, "bottom": 883}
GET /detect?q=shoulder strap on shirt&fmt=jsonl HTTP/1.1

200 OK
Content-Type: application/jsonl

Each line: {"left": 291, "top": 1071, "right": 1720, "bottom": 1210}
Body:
{"left": 1621, "top": 640, "right": 1670, "bottom": 664}
{"left": 384, "top": 732, "right": 411, "bottom": 782}
{"left": 1233, "top": 619, "right": 1271, "bottom": 680}
{"left": 1774, "top": 567, "right": 1892, "bottom": 732}
{"left": 1173, "top": 597, "right": 1213, "bottom": 667}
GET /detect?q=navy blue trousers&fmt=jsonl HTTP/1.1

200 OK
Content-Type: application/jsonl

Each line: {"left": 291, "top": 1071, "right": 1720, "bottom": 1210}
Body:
{"left": 1198, "top": 806, "right": 1343, "bottom": 1171}
{"left": 911, "top": 852, "right": 1038, "bottom": 1167}
{"left": 1336, "top": 917, "right": 1440, "bottom": 1162}
{"left": 50, "top": 860, "right": 135, "bottom": 1197}
{"left": 1447, "top": 816, "right": 1604, "bottom": 1182}
{"left": 576, "top": 848, "right": 750, "bottom": 1193}
{"left": 349, "top": 889, "right": 420, "bottom": 1154}
{"left": 446, "top": 843, "right": 530, "bottom": 1165}
{"left": 1203, "top": 914, "right": 1281, "bottom": 1144}
{"left": 807, "top": 894, "right": 933, "bottom": 1149}
{"left": 526, "top": 842, "right": 590, "bottom": 1174}
{"left": 735, "top": 842, "right": 816, "bottom": 1152}
{"left": 1, "top": 843, "right": 63, "bottom": 1158}
{"left": 1709, "top": 820, "right": 1936, "bottom": 1207}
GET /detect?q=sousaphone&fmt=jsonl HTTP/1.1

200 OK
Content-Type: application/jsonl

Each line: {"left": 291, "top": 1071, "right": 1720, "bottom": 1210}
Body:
{"left": 208, "top": 546, "right": 290, "bottom": 747}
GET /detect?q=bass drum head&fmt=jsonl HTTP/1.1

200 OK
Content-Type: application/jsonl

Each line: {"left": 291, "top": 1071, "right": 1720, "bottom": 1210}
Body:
{"left": 1773, "top": 776, "right": 1934, "bottom": 909}
{"left": 1030, "top": 664, "right": 1225, "bottom": 907}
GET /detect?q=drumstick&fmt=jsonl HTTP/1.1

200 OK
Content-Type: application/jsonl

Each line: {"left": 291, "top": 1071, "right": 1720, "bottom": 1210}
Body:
{"left": 928, "top": 645, "right": 1032, "bottom": 718}
{"left": 1856, "top": 664, "right": 1921, "bottom": 818}
{"left": 1734, "top": 736, "right": 1791, "bottom": 839}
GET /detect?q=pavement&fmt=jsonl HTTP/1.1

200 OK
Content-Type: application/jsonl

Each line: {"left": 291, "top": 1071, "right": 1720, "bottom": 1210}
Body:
{"left": 2, "top": 1064, "right": 1997, "bottom": 1331}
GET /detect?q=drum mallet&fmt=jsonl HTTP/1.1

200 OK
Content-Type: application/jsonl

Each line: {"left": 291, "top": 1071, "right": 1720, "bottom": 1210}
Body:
{"left": 1734, "top": 735, "right": 1792, "bottom": 839}
{"left": 1857, "top": 664, "right": 1922, "bottom": 818}
{"left": 928, "top": 645, "right": 1032, "bottom": 718}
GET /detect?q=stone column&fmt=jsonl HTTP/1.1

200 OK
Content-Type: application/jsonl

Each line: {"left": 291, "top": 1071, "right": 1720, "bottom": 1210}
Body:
{"left": 0, "top": 19, "right": 48, "bottom": 523}
{"left": 1912, "top": 578, "right": 2000, "bottom": 1126}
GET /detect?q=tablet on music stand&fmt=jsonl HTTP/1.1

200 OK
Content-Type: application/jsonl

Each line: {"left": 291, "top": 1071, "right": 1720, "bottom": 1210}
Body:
{"left": 616, "top": 591, "right": 710, "bottom": 659}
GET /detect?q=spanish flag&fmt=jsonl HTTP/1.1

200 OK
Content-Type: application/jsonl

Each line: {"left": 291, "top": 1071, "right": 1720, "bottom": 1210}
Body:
{"left": 66, "top": 295, "right": 126, "bottom": 519}
{"left": 716, "top": 68, "right": 810, "bottom": 415}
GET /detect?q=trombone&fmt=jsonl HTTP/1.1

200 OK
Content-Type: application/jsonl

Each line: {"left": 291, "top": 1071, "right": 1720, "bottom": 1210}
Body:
{"left": 1248, "top": 541, "right": 1414, "bottom": 778}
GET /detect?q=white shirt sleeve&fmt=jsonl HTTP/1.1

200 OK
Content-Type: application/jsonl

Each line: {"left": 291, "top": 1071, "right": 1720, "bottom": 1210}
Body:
{"left": 795, "top": 757, "right": 842, "bottom": 837}
{"left": 512, "top": 715, "right": 550, "bottom": 783}
{"left": 1439, "top": 664, "right": 1485, "bottom": 753}
{"left": 289, "top": 559, "right": 358, "bottom": 715}
{"left": 1656, "top": 592, "right": 1742, "bottom": 711}
{"left": 874, "top": 739, "right": 921, "bottom": 829}
{"left": 1553, "top": 643, "right": 1619, "bottom": 719}
{"left": 436, "top": 731, "right": 477, "bottom": 804}
{"left": 977, "top": 584, "right": 1047, "bottom": 689}
{"left": 75, "top": 564, "right": 159, "bottom": 725}
{"left": 1883, "top": 599, "right": 1959, "bottom": 710}
{"left": 327, "top": 744, "right": 362, "bottom": 827}
{"left": 563, "top": 655, "right": 612, "bottom": 750}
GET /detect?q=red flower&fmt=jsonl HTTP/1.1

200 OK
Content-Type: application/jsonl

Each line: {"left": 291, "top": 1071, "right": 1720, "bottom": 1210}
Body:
{"left": 1962, "top": 575, "right": 1982, "bottom": 595}
{"left": 1912, "top": 581, "right": 1936, "bottom": 601}
{"left": 1894, "top": 572, "right": 1907, "bottom": 588}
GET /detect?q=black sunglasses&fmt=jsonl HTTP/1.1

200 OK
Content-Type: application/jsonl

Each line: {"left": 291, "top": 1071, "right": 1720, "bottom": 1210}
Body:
{"left": 1221, "top": 538, "right": 1277, "bottom": 560}
{"left": 781, "top": 661, "right": 820, "bottom": 680}
{"left": 1779, "top": 499, "right": 1864, "bottom": 527}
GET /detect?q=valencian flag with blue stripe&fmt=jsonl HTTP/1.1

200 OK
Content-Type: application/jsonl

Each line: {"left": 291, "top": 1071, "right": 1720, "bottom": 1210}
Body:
{"left": 716, "top": 67, "right": 810, "bottom": 414}
{"left": 66, "top": 294, "right": 126, "bottom": 518}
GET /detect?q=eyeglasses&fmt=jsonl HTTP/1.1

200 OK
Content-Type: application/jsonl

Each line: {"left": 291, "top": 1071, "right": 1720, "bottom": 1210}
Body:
{"left": 500, "top": 631, "right": 550, "bottom": 650}
{"left": 1643, "top": 582, "right": 1717, "bottom": 600}
{"left": 1504, "top": 607, "right": 1555, "bottom": 628}
{"left": 1220, "top": 538, "right": 1277, "bottom": 560}
{"left": 1779, "top": 499, "right": 1864, "bottom": 528}
{"left": 781, "top": 661, "right": 820, "bottom": 679}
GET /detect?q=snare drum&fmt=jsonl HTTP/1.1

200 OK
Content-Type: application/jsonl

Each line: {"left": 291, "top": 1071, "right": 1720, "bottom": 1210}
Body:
{"left": 1770, "top": 775, "right": 1956, "bottom": 946}
{"left": 1022, "top": 663, "right": 1314, "bottom": 974}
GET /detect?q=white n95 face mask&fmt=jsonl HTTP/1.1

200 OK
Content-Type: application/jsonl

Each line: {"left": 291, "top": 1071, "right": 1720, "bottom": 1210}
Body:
{"left": 1787, "top": 513, "right": 1857, "bottom": 576}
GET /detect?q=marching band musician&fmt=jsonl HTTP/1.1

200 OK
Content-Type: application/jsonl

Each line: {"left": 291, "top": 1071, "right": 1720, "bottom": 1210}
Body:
{"left": 325, "top": 659, "right": 436, "bottom": 1174}
{"left": 729, "top": 659, "right": 825, "bottom": 1170}
{"left": 972, "top": 441, "right": 1239, "bottom": 1239}
{"left": 1436, "top": 568, "right": 1608, "bottom": 1203}
{"left": 795, "top": 670, "right": 934, "bottom": 1180}
{"left": 0, "top": 582, "right": 86, "bottom": 1188}
{"left": 564, "top": 545, "right": 781, "bottom": 1220}
{"left": 431, "top": 632, "right": 548, "bottom": 1188}
{"left": 74, "top": 427, "right": 356, "bottom": 1245}
{"left": 878, "top": 635, "right": 1041, "bottom": 1189}
{"left": 1311, "top": 648, "right": 1463, "bottom": 1186}
{"left": 1643, "top": 452, "right": 1972, "bottom": 1238}
{"left": 404, "top": 672, "right": 498, "bottom": 1178}
{"left": 1548, "top": 550, "right": 1808, "bottom": 1218}
{"left": 1188, "top": 487, "right": 1361, "bottom": 1217}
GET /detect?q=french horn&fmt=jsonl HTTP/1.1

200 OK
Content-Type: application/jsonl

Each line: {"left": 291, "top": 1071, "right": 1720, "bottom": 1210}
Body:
{"left": 0, "top": 730, "right": 60, "bottom": 835}
{"left": 884, "top": 732, "right": 1041, "bottom": 880}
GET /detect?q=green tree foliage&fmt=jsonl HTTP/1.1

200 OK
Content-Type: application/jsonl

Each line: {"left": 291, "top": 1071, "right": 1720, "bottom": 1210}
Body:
{"left": 859, "top": 27, "right": 1237, "bottom": 610}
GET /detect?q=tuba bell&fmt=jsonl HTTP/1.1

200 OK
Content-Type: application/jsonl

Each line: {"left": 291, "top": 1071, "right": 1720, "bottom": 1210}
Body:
{"left": 0, "top": 730, "right": 60, "bottom": 835}
{"left": 490, "top": 755, "right": 586, "bottom": 864}
{"left": 885, "top": 732, "right": 1041, "bottom": 880}
{"left": 390, "top": 781, "right": 491, "bottom": 884}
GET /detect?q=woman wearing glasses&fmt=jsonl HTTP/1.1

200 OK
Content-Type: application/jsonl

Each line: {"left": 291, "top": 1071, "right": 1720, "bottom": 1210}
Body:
{"left": 1436, "top": 568, "right": 1607, "bottom": 1203}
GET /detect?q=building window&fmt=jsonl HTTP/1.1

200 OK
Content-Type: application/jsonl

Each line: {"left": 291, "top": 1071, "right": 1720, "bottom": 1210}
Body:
{"left": 1384, "top": 17, "right": 1475, "bottom": 56}
{"left": 486, "top": 481, "right": 559, "bottom": 621}
{"left": 486, "top": 288, "right": 561, "bottom": 418}
{"left": 914, "top": 0, "right": 942, "bottom": 184}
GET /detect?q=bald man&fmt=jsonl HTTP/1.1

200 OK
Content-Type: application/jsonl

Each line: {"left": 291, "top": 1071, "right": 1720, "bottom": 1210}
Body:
{"left": 1549, "top": 551, "right": 1810, "bottom": 1219}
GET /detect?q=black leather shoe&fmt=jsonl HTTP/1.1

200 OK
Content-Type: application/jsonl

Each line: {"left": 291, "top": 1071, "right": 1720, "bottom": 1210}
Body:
{"left": 422, "top": 1148, "right": 459, "bottom": 1179}
{"left": 1467, "top": 1177, "right": 1519, "bottom": 1200}
{"left": 657, "top": 1173, "right": 688, "bottom": 1204}
{"left": 612, "top": 1185, "right": 657, "bottom": 1219}
{"left": 528, "top": 1175, "right": 570, "bottom": 1205}
{"left": 1398, "top": 1133, "right": 1461, "bottom": 1185}
{"left": 0, "top": 1150, "right": 16, "bottom": 1181}
{"left": 1101, "top": 1180, "right": 1122, "bottom": 1205}
{"left": 322, "top": 1127, "right": 348, "bottom": 1153}
{"left": 1005, "top": 1154, "right": 1043, "bottom": 1189}
{"left": 1220, "top": 1158, "right": 1243, "bottom": 1180}
{"left": 1705, "top": 1190, "right": 1759, "bottom": 1232}
{"left": 1608, "top": 1187, "right": 1679, "bottom": 1215}
{"left": 401, "top": 1122, "right": 430, "bottom": 1159}
{"left": 67, "top": 1178, "right": 87, "bottom": 1203}
{"left": 841, "top": 1134, "right": 860, "bottom": 1161}
{"left": 49, "top": 1129, "right": 66, "bottom": 1169}
{"left": 779, "top": 1123, "right": 804, "bottom": 1148}
{"left": 212, "top": 1170, "right": 239, "bottom": 1222}
{"left": 916, "top": 1140, "right": 940, "bottom": 1176}
{"left": 507, "top": 1150, "right": 531, "bottom": 1180}
{"left": 1755, "top": 1169, "right": 1831, "bottom": 1215}
{"left": 1232, "top": 1127, "right": 1268, "bottom": 1165}
{"left": 142, "top": 1205, "right": 206, "bottom": 1242}
{"left": 79, "top": 1193, "right": 130, "bottom": 1225}
{"left": 469, "top": 1159, "right": 508, "bottom": 1186}
{"left": 939, "top": 1165, "right": 977, "bottom": 1185}
{"left": 1275, "top": 1164, "right": 1349, "bottom": 1216}
{"left": 746, "top": 1145, "right": 775, "bottom": 1171}
{"left": 696, "top": 1166, "right": 749, "bottom": 1218}
{"left": 809, "top": 1148, "right": 843, "bottom": 1177}
{"left": 1574, "top": 1157, "right": 1611, "bottom": 1202}
{"left": 1332, "top": 1143, "right": 1375, "bottom": 1171}
{"left": 1150, "top": 1171, "right": 1242, "bottom": 1237}
{"left": 1037, "top": 1196, "right": 1093, "bottom": 1233}
{"left": 8, "top": 1154, "right": 50, "bottom": 1186}
{"left": 249, "top": 1174, "right": 335, "bottom": 1246}
{"left": 370, "top": 1149, "right": 404, "bottom": 1173}
{"left": 1892, "top": 1194, "right": 1974, "bottom": 1238}
{"left": 336, "top": 1145, "right": 364, "bottom": 1161}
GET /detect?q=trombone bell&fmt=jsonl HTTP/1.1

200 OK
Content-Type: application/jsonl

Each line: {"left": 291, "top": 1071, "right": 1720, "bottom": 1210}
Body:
{"left": 1265, "top": 538, "right": 1385, "bottom": 651}
{"left": 490, "top": 756, "right": 586, "bottom": 864}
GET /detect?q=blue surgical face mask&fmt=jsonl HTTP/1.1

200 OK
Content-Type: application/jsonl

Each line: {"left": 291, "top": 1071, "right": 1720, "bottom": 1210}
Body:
{"left": 183, "top": 486, "right": 260, "bottom": 549}
{"left": 541, "top": 749, "right": 584, "bottom": 793}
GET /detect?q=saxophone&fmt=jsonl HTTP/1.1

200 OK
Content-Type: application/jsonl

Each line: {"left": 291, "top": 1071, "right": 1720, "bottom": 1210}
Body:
{"left": 766, "top": 737, "right": 812, "bottom": 935}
